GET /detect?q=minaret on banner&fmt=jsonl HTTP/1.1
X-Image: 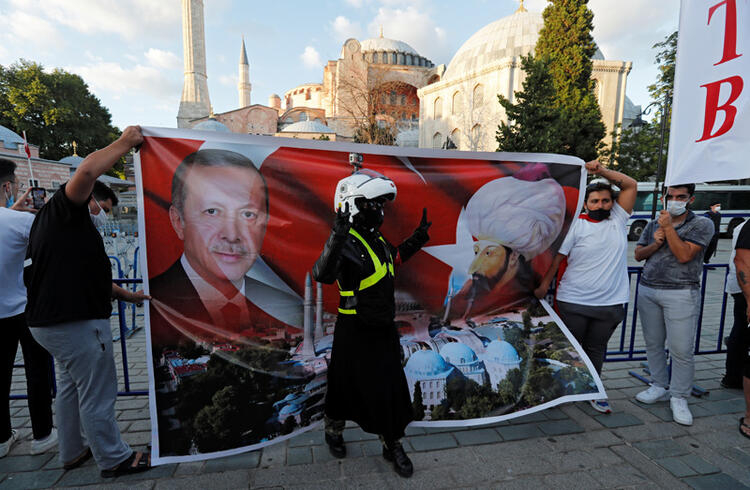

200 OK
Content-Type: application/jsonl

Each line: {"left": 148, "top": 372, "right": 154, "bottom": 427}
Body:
{"left": 302, "top": 273, "right": 315, "bottom": 357}
{"left": 177, "top": 0, "right": 211, "bottom": 128}
{"left": 314, "top": 282, "right": 323, "bottom": 340}
{"left": 238, "top": 37, "right": 252, "bottom": 108}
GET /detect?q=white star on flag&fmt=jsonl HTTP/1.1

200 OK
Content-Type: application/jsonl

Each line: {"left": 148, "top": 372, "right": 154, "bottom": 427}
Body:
{"left": 422, "top": 207, "right": 476, "bottom": 298}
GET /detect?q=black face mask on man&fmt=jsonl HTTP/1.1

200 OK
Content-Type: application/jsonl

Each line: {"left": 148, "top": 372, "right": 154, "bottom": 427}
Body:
{"left": 587, "top": 208, "right": 610, "bottom": 221}
{"left": 354, "top": 198, "right": 385, "bottom": 230}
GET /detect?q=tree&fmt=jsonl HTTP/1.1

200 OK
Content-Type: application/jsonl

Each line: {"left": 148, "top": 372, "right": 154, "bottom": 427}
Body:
{"left": 0, "top": 59, "right": 121, "bottom": 168}
{"left": 192, "top": 386, "right": 245, "bottom": 452}
{"left": 532, "top": 0, "right": 606, "bottom": 161}
{"left": 496, "top": 55, "right": 567, "bottom": 154}
{"left": 603, "top": 31, "right": 677, "bottom": 176}
{"left": 412, "top": 381, "right": 426, "bottom": 421}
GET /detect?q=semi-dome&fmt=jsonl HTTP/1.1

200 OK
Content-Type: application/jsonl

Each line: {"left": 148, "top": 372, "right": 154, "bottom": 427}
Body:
{"left": 485, "top": 340, "right": 521, "bottom": 364}
{"left": 193, "top": 118, "right": 230, "bottom": 132}
{"left": 444, "top": 9, "right": 604, "bottom": 80}
{"left": 0, "top": 125, "right": 24, "bottom": 150}
{"left": 404, "top": 349, "right": 453, "bottom": 379}
{"left": 281, "top": 120, "right": 334, "bottom": 134}
{"left": 440, "top": 342, "right": 478, "bottom": 365}
{"left": 360, "top": 37, "right": 419, "bottom": 56}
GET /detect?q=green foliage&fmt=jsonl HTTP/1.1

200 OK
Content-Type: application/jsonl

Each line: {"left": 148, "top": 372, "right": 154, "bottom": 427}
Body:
{"left": 412, "top": 381, "right": 426, "bottom": 421}
{"left": 521, "top": 365, "right": 558, "bottom": 405}
{"left": 522, "top": 311, "right": 533, "bottom": 335}
{"left": 352, "top": 124, "right": 395, "bottom": 145}
{"left": 430, "top": 402, "right": 451, "bottom": 420}
{"left": 192, "top": 386, "right": 244, "bottom": 452}
{"left": 315, "top": 134, "right": 331, "bottom": 141}
{"left": 526, "top": 300, "right": 548, "bottom": 318}
{"left": 535, "top": 0, "right": 606, "bottom": 161}
{"left": 496, "top": 55, "right": 567, "bottom": 154}
{"left": 0, "top": 59, "right": 121, "bottom": 168}
{"left": 648, "top": 31, "right": 678, "bottom": 113}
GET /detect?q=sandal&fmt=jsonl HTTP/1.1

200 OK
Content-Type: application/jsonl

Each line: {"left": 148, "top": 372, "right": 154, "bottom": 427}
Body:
{"left": 100, "top": 451, "right": 151, "bottom": 478}
{"left": 740, "top": 417, "right": 750, "bottom": 440}
{"left": 63, "top": 447, "right": 92, "bottom": 470}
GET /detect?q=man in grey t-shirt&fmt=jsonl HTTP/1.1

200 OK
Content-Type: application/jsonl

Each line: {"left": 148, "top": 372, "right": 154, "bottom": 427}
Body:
{"left": 633, "top": 183, "right": 714, "bottom": 426}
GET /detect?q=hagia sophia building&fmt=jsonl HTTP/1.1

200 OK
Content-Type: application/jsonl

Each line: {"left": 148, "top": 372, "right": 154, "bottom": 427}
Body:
{"left": 177, "top": 0, "right": 640, "bottom": 151}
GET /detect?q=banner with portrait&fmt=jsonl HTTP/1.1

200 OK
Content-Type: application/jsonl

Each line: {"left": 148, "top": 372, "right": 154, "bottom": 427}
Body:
{"left": 135, "top": 127, "right": 603, "bottom": 465}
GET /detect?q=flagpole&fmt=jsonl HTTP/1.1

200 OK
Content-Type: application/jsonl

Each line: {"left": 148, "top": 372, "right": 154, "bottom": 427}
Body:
{"left": 22, "top": 131, "right": 36, "bottom": 186}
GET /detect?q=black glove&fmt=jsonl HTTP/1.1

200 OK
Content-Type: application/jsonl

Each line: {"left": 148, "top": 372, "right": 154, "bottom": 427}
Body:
{"left": 333, "top": 202, "right": 351, "bottom": 237}
{"left": 413, "top": 208, "right": 431, "bottom": 243}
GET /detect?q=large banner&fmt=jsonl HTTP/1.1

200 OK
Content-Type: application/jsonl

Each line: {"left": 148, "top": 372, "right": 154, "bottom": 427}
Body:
{"left": 135, "top": 127, "right": 604, "bottom": 465}
{"left": 666, "top": 0, "right": 749, "bottom": 185}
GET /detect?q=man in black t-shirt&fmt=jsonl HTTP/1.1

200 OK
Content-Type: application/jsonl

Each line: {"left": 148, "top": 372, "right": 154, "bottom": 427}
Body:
{"left": 25, "top": 126, "right": 153, "bottom": 477}
{"left": 703, "top": 203, "right": 721, "bottom": 263}
{"left": 730, "top": 223, "right": 750, "bottom": 440}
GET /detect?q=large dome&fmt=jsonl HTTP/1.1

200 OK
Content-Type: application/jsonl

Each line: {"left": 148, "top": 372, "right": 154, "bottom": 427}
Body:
{"left": 193, "top": 118, "right": 230, "bottom": 132}
{"left": 440, "top": 342, "right": 478, "bottom": 365}
{"left": 281, "top": 120, "right": 334, "bottom": 134}
{"left": 444, "top": 9, "right": 604, "bottom": 80}
{"left": 404, "top": 349, "right": 453, "bottom": 379}
{"left": 485, "top": 340, "right": 521, "bottom": 365}
{"left": 360, "top": 37, "right": 418, "bottom": 56}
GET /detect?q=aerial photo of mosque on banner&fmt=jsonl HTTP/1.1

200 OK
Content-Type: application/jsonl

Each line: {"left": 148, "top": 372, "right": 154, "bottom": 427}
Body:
{"left": 135, "top": 127, "right": 603, "bottom": 465}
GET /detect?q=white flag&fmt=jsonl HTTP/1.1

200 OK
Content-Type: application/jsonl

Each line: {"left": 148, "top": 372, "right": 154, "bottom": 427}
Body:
{"left": 666, "top": 0, "right": 750, "bottom": 185}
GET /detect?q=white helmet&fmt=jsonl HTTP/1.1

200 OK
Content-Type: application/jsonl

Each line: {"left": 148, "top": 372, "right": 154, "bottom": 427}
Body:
{"left": 334, "top": 169, "right": 397, "bottom": 220}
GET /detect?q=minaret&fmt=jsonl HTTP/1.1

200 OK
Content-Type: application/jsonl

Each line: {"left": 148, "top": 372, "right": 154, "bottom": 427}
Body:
{"left": 238, "top": 37, "right": 252, "bottom": 108}
{"left": 177, "top": 0, "right": 211, "bottom": 128}
{"left": 314, "top": 282, "right": 323, "bottom": 340}
{"left": 302, "top": 273, "right": 314, "bottom": 357}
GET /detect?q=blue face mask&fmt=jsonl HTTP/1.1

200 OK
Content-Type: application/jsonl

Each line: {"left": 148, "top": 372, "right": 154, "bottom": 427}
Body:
{"left": 4, "top": 186, "right": 13, "bottom": 208}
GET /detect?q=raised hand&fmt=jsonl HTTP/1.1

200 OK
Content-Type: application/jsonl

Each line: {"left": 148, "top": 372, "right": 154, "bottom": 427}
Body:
{"left": 333, "top": 202, "right": 351, "bottom": 236}
{"left": 10, "top": 187, "right": 37, "bottom": 213}
{"left": 416, "top": 208, "right": 431, "bottom": 233}
{"left": 585, "top": 160, "right": 603, "bottom": 175}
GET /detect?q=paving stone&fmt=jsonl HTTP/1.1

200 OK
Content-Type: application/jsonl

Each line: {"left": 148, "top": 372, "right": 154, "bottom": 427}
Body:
{"left": 613, "top": 422, "right": 690, "bottom": 441}
{"left": 510, "top": 411, "right": 548, "bottom": 424}
{"left": 115, "top": 398, "right": 149, "bottom": 410}
{"left": 258, "top": 440, "right": 286, "bottom": 468}
{"left": 342, "top": 426, "right": 379, "bottom": 442}
{"left": 537, "top": 419, "right": 584, "bottom": 436}
{"left": 202, "top": 451, "right": 260, "bottom": 472}
{"left": 359, "top": 440, "right": 384, "bottom": 458}
{"left": 287, "top": 430, "right": 324, "bottom": 447}
{"left": 55, "top": 463, "right": 110, "bottom": 487}
{"left": 407, "top": 433, "right": 457, "bottom": 452}
{"left": 680, "top": 454, "right": 720, "bottom": 475}
{"left": 655, "top": 456, "right": 697, "bottom": 477}
{"left": 495, "top": 424, "right": 543, "bottom": 441}
{"left": 404, "top": 425, "right": 425, "bottom": 436}
{"left": 118, "top": 408, "right": 150, "bottom": 421}
{"left": 684, "top": 472, "right": 748, "bottom": 489}
{"left": 609, "top": 444, "right": 686, "bottom": 488}
{"left": 287, "top": 446, "right": 313, "bottom": 465}
{"left": 454, "top": 427, "right": 502, "bottom": 446}
{"left": 173, "top": 461, "right": 203, "bottom": 476}
{"left": 0, "top": 453, "right": 54, "bottom": 473}
{"left": 633, "top": 439, "right": 690, "bottom": 459}
{"left": 122, "top": 431, "right": 151, "bottom": 446}
{"left": 587, "top": 464, "right": 651, "bottom": 488}
{"left": 253, "top": 461, "right": 341, "bottom": 486}
{"left": 701, "top": 399, "right": 745, "bottom": 415}
{"left": 594, "top": 412, "right": 644, "bottom": 428}
{"left": 543, "top": 470, "right": 601, "bottom": 489}
{"left": 720, "top": 447, "right": 750, "bottom": 467}
{"left": 542, "top": 407, "right": 569, "bottom": 420}
{"left": 113, "top": 462, "right": 176, "bottom": 483}
{"left": 604, "top": 377, "right": 640, "bottom": 389}
{"left": 155, "top": 470, "right": 250, "bottom": 489}
{"left": 0, "top": 470, "right": 63, "bottom": 489}
{"left": 312, "top": 443, "right": 339, "bottom": 463}
{"left": 128, "top": 419, "right": 152, "bottom": 432}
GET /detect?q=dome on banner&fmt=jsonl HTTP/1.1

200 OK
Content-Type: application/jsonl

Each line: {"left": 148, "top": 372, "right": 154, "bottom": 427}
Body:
{"left": 440, "top": 342, "right": 478, "bottom": 365}
{"left": 485, "top": 340, "right": 521, "bottom": 365}
{"left": 404, "top": 349, "right": 453, "bottom": 379}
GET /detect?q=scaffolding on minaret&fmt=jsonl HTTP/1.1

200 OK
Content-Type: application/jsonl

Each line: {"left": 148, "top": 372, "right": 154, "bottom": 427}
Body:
{"left": 177, "top": 0, "right": 212, "bottom": 128}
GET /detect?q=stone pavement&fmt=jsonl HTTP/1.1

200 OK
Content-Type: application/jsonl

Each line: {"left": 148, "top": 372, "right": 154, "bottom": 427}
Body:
{"left": 3, "top": 239, "right": 750, "bottom": 489}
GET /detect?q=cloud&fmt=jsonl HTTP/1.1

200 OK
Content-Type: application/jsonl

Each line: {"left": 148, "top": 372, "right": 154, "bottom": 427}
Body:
{"left": 219, "top": 74, "right": 238, "bottom": 87}
{"left": 331, "top": 16, "right": 363, "bottom": 42}
{"left": 369, "top": 6, "right": 451, "bottom": 63}
{"left": 345, "top": 0, "right": 364, "bottom": 6}
{"left": 66, "top": 61, "right": 180, "bottom": 99}
{"left": 3, "top": 10, "right": 64, "bottom": 48}
{"left": 10, "top": 0, "right": 179, "bottom": 41}
{"left": 300, "top": 46, "right": 323, "bottom": 68}
{"left": 144, "top": 48, "right": 181, "bottom": 70}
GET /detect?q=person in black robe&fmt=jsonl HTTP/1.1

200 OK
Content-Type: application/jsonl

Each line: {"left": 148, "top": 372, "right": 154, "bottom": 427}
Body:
{"left": 313, "top": 169, "right": 429, "bottom": 478}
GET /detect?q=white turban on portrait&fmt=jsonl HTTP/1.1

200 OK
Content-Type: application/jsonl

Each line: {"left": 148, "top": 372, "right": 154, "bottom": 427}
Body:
{"left": 465, "top": 176, "right": 565, "bottom": 260}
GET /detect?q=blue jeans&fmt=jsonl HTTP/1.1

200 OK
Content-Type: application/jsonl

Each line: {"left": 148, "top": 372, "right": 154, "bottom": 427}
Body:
{"left": 30, "top": 319, "right": 131, "bottom": 469}
{"left": 636, "top": 285, "right": 700, "bottom": 399}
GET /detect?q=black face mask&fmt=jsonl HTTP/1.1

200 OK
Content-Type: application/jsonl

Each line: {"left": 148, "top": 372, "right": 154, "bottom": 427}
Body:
{"left": 587, "top": 208, "right": 610, "bottom": 221}
{"left": 355, "top": 199, "right": 385, "bottom": 230}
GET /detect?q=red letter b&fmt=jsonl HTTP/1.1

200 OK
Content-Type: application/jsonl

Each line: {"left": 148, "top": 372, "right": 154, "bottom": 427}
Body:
{"left": 697, "top": 75, "right": 744, "bottom": 142}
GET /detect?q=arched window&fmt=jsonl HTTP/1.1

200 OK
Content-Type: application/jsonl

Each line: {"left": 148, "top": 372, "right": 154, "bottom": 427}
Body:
{"left": 452, "top": 91, "right": 462, "bottom": 115}
{"left": 432, "top": 132, "right": 443, "bottom": 149}
{"left": 473, "top": 84, "right": 484, "bottom": 107}
{"left": 433, "top": 97, "right": 442, "bottom": 118}
{"left": 450, "top": 128, "right": 461, "bottom": 148}
{"left": 471, "top": 124, "right": 482, "bottom": 149}
{"left": 390, "top": 91, "right": 397, "bottom": 105}
{"left": 298, "top": 112, "right": 308, "bottom": 121}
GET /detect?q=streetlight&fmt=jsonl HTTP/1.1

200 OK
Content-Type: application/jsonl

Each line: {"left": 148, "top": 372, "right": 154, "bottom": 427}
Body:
{"left": 630, "top": 92, "right": 671, "bottom": 220}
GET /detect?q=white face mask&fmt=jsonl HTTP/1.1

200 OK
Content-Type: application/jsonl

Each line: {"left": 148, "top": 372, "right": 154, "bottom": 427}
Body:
{"left": 715, "top": 206, "right": 721, "bottom": 212}
{"left": 666, "top": 200, "right": 688, "bottom": 216}
{"left": 90, "top": 200, "right": 108, "bottom": 228}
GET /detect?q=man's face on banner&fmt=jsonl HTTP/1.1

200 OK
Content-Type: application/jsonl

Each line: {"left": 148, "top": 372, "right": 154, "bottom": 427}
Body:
{"left": 170, "top": 164, "right": 268, "bottom": 289}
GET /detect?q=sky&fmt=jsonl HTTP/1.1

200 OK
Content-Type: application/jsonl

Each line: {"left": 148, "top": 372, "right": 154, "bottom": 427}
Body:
{"left": 0, "top": 0, "right": 680, "bottom": 131}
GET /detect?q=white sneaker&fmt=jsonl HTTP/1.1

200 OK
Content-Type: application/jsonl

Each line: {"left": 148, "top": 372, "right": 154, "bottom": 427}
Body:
{"left": 670, "top": 397, "right": 693, "bottom": 426}
{"left": 0, "top": 429, "right": 18, "bottom": 458}
{"left": 589, "top": 399, "right": 613, "bottom": 414}
{"left": 635, "top": 384, "right": 670, "bottom": 404}
{"left": 30, "top": 428, "right": 58, "bottom": 455}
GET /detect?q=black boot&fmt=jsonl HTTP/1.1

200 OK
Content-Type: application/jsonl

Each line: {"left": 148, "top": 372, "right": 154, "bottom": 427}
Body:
{"left": 382, "top": 442, "right": 413, "bottom": 478}
{"left": 325, "top": 433, "right": 346, "bottom": 458}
